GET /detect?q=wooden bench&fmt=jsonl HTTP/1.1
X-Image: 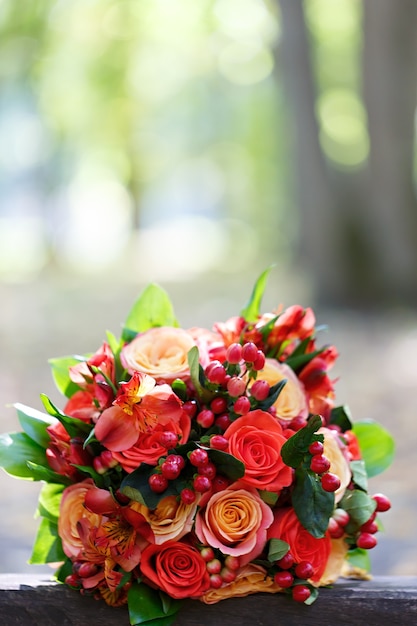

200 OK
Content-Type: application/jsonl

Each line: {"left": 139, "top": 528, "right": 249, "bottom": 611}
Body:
{"left": 1, "top": 574, "right": 416, "bottom": 625}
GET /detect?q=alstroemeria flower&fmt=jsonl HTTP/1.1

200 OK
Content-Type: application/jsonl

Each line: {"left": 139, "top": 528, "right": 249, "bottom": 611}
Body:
{"left": 95, "top": 372, "right": 183, "bottom": 451}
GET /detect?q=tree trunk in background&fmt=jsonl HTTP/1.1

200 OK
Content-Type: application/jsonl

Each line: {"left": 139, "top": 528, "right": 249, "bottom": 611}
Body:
{"left": 277, "top": 0, "right": 417, "bottom": 308}
{"left": 362, "top": 0, "right": 417, "bottom": 305}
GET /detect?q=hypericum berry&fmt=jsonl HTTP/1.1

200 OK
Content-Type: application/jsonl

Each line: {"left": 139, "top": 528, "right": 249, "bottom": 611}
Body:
{"left": 196, "top": 409, "right": 215, "bottom": 429}
{"left": 148, "top": 473, "right": 168, "bottom": 493}
{"left": 182, "top": 400, "right": 197, "bottom": 419}
{"left": 250, "top": 380, "right": 270, "bottom": 401}
{"left": 274, "top": 570, "right": 294, "bottom": 588}
{"left": 294, "top": 561, "right": 314, "bottom": 580}
{"left": 360, "top": 519, "right": 378, "bottom": 534}
{"left": 288, "top": 416, "right": 308, "bottom": 431}
{"left": 233, "top": 396, "right": 251, "bottom": 415}
{"left": 308, "top": 440, "right": 324, "bottom": 456}
{"left": 212, "top": 474, "right": 231, "bottom": 492}
{"left": 200, "top": 547, "right": 215, "bottom": 562}
{"left": 193, "top": 475, "right": 212, "bottom": 493}
{"left": 252, "top": 350, "right": 266, "bottom": 371}
{"left": 161, "top": 459, "right": 181, "bottom": 480}
{"left": 276, "top": 552, "right": 295, "bottom": 570}
{"left": 292, "top": 584, "right": 311, "bottom": 603}
{"left": 210, "top": 435, "right": 228, "bottom": 451}
{"left": 310, "top": 454, "right": 331, "bottom": 474}
{"left": 77, "top": 562, "right": 99, "bottom": 578}
{"left": 215, "top": 414, "right": 232, "bottom": 431}
{"left": 198, "top": 461, "right": 217, "bottom": 480}
{"left": 209, "top": 573, "right": 223, "bottom": 589}
{"left": 158, "top": 431, "right": 178, "bottom": 448}
{"left": 220, "top": 567, "right": 237, "bottom": 583}
{"left": 65, "top": 574, "right": 81, "bottom": 587}
{"left": 189, "top": 448, "right": 209, "bottom": 467}
{"left": 211, "top": 397, "right": 228, "bottom": 414}
{"left": 357, "top": 532, "right": 378, "bottom": 550}
{"left": 205, "top": 361, "right": 227, "bottom": 385}
{"left": 332, "top": 508, "right": 350, "bottom": 527}
{"left": 226, "top": 342, "right": 243, "bottom": 364}
{"left": 227, "top": 376, "right": 246, "bottom": 397}
{"left": 242, "top": 342, "right": 258, "bottom": 363}
{"left": 327, "top": 517, "right": 345, "bottom": 539}
{"left": 321, "top": 472, "right": 341, "bottom": 492}
{"left": 167, "top": 454, "right": 186, "bottom": 470}
{"left": 180, "top": 488, "right": 196, "bottom": 505}
{"left": 224, "top": 555, "right": 240, "bottom": 571}
{"left": 372, "top": 493, "right": 391, "bottom": 512}
{"left": 206, "top": 559, "right": 222, "bottom": 575}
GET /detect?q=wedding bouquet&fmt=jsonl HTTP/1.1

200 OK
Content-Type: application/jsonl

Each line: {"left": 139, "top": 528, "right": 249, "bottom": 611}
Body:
{"left": 0, "top": 269, "right": 394, "bottom": 625}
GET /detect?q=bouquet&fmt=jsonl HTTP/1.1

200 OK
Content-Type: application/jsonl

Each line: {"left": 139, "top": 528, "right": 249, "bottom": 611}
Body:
{"left": 0, "top": 269, "right": 394, "bottom": 625}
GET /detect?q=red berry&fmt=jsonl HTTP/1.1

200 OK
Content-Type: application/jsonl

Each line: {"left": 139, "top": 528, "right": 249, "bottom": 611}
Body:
{"left": 210, "top": 435, "right": 228, "bottom": 451}
{"left": 206, "top": 361, "right": 227, "bottom": 385}
{"left": 333, "top": 508, "right": 350, "bottom": 527}
{"left": 372, "top": 493, "right": 391, "bottom": 512}
{"left": 161, "top": 459, "right": 181, "bottom": 480}
{"left": 158, "top": 431, "right": 178, "bottom": 448}
{"left": 189, "top": 448, "right": 209, "bottom": 467}
{"left": 360, "top": 519, "right": 378, "bottom": 534}
{"left": 148, "top": 473, "right": 168, "bottom": 493}
{"left": 288, "top": 416, "right": 307, "bottom": 431}
{"left": 78, "top": 562, "right": 99, "bottom": 578}
{"left": 65, "top": 574, "right": 80, "bottom": 587}
{"left": 206, "top": 559, "right": 222, "bottom": 575}
{"left": 250, "top": 380, "right": 270, "bottom": 401}
{"left": 224, "top": 555, "right": 240, "bottom": 571}
{"left": 292, "top": 584, "right": 311, "bottom": 603}
{"left": 233, "top": 396, "right": 251, "bottom": 415}
{"left": 180, "top": 488, "right": 196, "bottom": 505}
{"left": 252, "top": 351, "right": 266, "bottom": 371}
{"left": 200, "top": 547, "right": 215, "bottom": 562}
{"left": 212, "top": 474, "right": 231, "bottom": 492}
{"left": 220, "top": 567, "right": 237, "bottom": 583}
{"left": 198, "top": 461, "right": 217, "bottom": 480}
{"left": 183, "top": 400, "right": 197, "bottom": 419}
{"left": 226, "top": 343, "right": 243, "bottom": 364}
{"left": 357, "top": 532, "right": 378, "bottom": 550}
{"left": 209, "top": 573, "right": 223, "bottom": 589}
{"left": 167, "top": 454, "right": 185, "bottom": 470}
{"left": 294, "top": 561, "right": 314, "bottom": 580}
{"left": 193, "top": 475, "right": 212, "bottom": 493}
{"left": 242, "top": 342, "right": 258, "bottom": 363}
{"left": 215, "top": 414, "right": 232, "bottom": 431}
{"left": 310, "top": 454, "right": 331, "bottom": 474}
{"left": 308, "top": 441, "right": 324, "bottom": 456}
{"left": 327, "top": 517, "right": 345, "bottom": 539}
{"left": 211, "top": 397, "right": 228, "bottom": 414}
{"left": 321, "top": 472, "right": 341, "bottom": 492}
{"left": 196, "top": 409, "right": 215, "bottom": 429}
{"left": 276, "top": 552, "right": 295, "bottom": 570}
{"left": 227, "top": 376, "right": 246, "bottom": 397}
{"left": 274, "top": 570, "right": 294, "bottom": 588}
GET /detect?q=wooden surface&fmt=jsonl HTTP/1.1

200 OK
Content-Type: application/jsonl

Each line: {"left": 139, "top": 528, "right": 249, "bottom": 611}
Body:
{"left": 0, "top": 574, "right": 416, "bottom": 625}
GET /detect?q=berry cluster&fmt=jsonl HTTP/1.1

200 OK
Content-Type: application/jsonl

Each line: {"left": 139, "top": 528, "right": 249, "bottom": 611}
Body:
{"left": 273, "top": 552, "right": 316, "bottom": 603}
{"left": 200, "top": 547, "right": 241, "bottom": 589}
{"left": 308, "top": 440, "right": 341, "bottom": 493}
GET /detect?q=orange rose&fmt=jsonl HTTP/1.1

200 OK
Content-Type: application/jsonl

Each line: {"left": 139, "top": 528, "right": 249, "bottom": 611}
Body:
{"left": 200, "top": 563, "right": 281, "bottom": 604}
{"left": 58, "top": 478, "right": 102, "bottom": 558}
{"left": 319, "top": 427, "right": 351, "bottom": 503}
{"left": 132, "top": 495, "right": 198, "bottom": 544}
{"left": 195, "top": 483, "right": 273, "bottom": 566}
{"left": 267, "top": 506, "right": 331, "bottom": 583}
{"left": 140, "top": 540, "right": 210, "bottom": 599}
{"left": 253, "top": 359, "right": 309, "bottom": 421}
{"left": 224, "top": 410, "right": 293, "bottom": 492}
{"left": 120, "top": 327, "right": 196, "bottom": 382}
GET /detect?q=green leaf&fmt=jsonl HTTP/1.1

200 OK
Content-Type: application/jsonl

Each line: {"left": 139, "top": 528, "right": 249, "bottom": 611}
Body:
{"left": 15, "top": 403, "right": 56, "bottom": 449}
{"left": 255, "top": 379, "right": 287, "bottom": 411}
{"left": 240, "top": 267, "right": 273, "bottom": 323}
{"left": 352, "top": 419, "right": 395, "bottom": 477}
{"left": 304, "top": 586, "right": 319, "bottom": 605}
{"left": 127, "top": 581, "right": 180, "bottom": 626}
{"left": 281, "top": 415, "right": 324, "bottom": 468}
{"left": 259, "top": 490, "right": 279, "bottom": 506}
{"left": 122, "top": 283, "right": 179, "bottom": 342}
{"left": 340, "top": 489, "right": 377, "bottom": 531}
{"left": 171, "top": 378, "right": 188, "bottom": 402}
{"left": 346, "top": 547, "right": 371, "bottom": 573}
{"left": 267, "top": 538, "right": 290, "bottom": 563}
{"left": 29, "top": 517, "right": 66, "bottom": 564}
{"left": 285, "top": 348, "right": 323, "bottom": 374}
{"left": 292, "top": 468, "right": 334, "bottom": 538}
{"left": 187, "top": 346, "right": 212, "bottom": 403}
{"left": 121, "top": 464, "right": 188, "bottom": 509}
{"left": 106, "top": 330, "right": 122, "bottom": 355}
{"left": 48, "top": 355, "right": 85, "bottom": 398}
{"left": 207, "top": 449, "right": 245, "bottom": 482}
{"left": 26, "top": 461, "right": 71, "bottom": 485}
{"left": 0, "top": 432, "right": 48, "bottom": 479}
{"left": 36, "top": 483, "right": 65, "bottom": 523}
{"left": 54, "top": 558, "right": 73, "bottom": 583}
{"left": 40, "top": 394, "right": 92, "bottom": 439}
{"left": 350, "top": 460, "right": 368, "bottom": 491}
{"left": 330, "top": 405, "right": 353, "bottom": 432}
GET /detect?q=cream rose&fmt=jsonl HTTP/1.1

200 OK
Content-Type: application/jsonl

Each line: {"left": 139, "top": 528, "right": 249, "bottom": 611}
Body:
{"left": 132, "top": 495, "right": 198, "bottom": 544}
{"left": 121, "top": 327, "right": 196, "bottom": 382}
{"left": 195, "top": 484, "right": 273, "bottom": 566}
{"left": 200, "top": 563, "right": 281, "bottom": 604}
{"left": 319, "top": 427, "right": 352, "bottom": 503}
{"left": 58, "top": 479, "right": 102, "bottom": 558}
{"left": 253, "top": 358, "right": 309, "bottom": 421}
{"left": 319, "top": 537, "right": 349, "bottom": 586}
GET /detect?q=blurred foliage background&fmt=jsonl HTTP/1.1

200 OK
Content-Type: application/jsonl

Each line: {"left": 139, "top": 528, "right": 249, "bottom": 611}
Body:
{"left": 1, "top": 0, "right": 417, "bottom": 576}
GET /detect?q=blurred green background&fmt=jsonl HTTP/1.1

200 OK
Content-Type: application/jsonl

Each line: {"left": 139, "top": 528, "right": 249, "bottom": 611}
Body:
{"left": 1, "top": 0, "right": 416, "bottom": 577}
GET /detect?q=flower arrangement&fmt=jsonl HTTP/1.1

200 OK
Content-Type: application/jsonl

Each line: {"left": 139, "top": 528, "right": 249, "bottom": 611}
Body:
{"left": 0, "top": 269, "right": 395, "bottom": 625}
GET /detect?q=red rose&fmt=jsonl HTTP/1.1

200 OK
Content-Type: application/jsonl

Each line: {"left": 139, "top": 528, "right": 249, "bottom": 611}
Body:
{"left": 224, "top": 410, "right": 293, "bottom": 492}
{"left": 140, "top": 541, "right": 210, "bottom": 599}
{"left": 267, "top": 507, "right": 331, "bottom": 583}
